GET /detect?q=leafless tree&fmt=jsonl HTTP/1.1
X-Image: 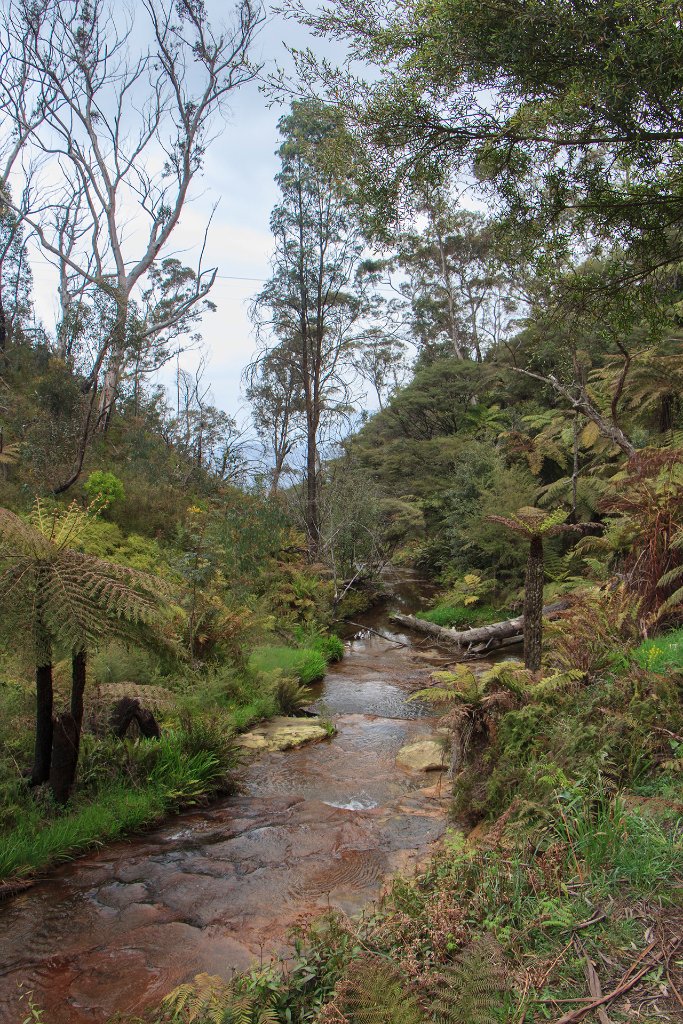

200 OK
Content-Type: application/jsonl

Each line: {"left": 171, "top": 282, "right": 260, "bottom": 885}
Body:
{"left": 2, "top": 0, "right": 264, "bottom": 489}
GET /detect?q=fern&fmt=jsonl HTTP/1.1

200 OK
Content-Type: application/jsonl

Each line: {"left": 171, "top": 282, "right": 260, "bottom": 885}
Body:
{"left": 339, "top": 956, "right": 425, "bottom": 1024}
{"left": 0, "top": 501, "right": 171, "bottom": 660}
{"left": 160, "top": 975, "right": 276, "bottom": 1024}
{"left": 428, "top": 939, "right": 507, "bottom": 1024}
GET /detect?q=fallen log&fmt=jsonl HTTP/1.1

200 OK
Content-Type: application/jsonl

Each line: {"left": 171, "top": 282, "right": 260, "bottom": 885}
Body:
{"left": 391, "top": 601, "right": 568, "bottom": 650}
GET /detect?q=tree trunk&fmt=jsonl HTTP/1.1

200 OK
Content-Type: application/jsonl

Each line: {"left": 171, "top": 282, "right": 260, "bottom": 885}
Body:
{"left": 524, "top": 534, "right": 545, "bottom": 671}
{"left": 49, "top": 713, "right": 79, "bottom": 805}
{"left": 31, "top": 661, "right": 54, "bottom": 785}
{"left": 305, "top": 426, "right": 319, "bottom": 559}
{"left": 96, "top": 304, "right": 128, "bottom": 432}
{"left": 71, "top": 649, "right": 87, "bottom": 733}
{"left": 391, "top": 600, "right": 567, "bottom": 650}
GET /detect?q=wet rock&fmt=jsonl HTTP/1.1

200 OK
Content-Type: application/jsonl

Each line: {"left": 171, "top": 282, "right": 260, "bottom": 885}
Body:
{"left": 396, "top": 739, "right": 447, "bottom": 771}
{"left": 236, "top": 717, "right": 330, "bottom": 753}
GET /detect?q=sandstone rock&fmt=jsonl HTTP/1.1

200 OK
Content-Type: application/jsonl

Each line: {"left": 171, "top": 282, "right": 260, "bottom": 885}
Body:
{"left": 236, "top": 716, "right": 330, "bottom": 753}
{"left": 396, "top": 739, "right": 447, "bottom": 772}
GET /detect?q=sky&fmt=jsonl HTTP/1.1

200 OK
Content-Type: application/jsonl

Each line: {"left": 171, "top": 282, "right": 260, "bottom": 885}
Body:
{"left": 28, "top": 3, "right": 340, "bottom": 428}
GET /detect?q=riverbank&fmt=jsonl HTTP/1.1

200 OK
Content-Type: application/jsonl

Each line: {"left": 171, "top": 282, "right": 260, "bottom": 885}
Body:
{"left": 0, "top": 579, "right": 454, "bottom": 1022}
{"left": 145, "top": 610, "right": 683, "bottom": 1024}
{"left": 0, "top": 634, "right": 344, "bottom": 892}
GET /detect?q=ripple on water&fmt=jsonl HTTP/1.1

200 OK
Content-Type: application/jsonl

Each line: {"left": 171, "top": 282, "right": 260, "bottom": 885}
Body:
{"left": 289, "top": 848, "right": 387, "bottom": 900}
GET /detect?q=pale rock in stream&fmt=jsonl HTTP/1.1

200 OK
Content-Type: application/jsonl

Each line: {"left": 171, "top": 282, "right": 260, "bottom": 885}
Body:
{"left": 236, "top": 716, "right": 330, "bottom": 752}
{"left": 396, "top": 738, "right": 448, "bottom": 772}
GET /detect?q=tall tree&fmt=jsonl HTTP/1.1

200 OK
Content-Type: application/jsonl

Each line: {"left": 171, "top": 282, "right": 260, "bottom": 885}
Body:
{"left": 2, "top": 0, "right": 263, "bottom": 486}
{"left": 251, "top": 100, "right": 373, "bottom": 556}
{"left": 245, "top": 343, "right": 306, "bottom": 495}
{"left": 398, "top": 206, "right": 520, "bottom": 363}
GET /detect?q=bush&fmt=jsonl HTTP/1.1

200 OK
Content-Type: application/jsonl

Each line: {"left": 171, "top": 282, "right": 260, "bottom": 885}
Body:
{"left": 83, "top": 470, "right": 125, "bottom": 508}
{"left": 248, "top": 645, "right": 327, "bottom": 686}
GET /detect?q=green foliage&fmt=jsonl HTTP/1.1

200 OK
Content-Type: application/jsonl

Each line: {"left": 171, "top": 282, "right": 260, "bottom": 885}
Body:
{"left": 293, "top": 626, "right": 345, "bottom": 663}
{"left": 0, "top": 500, "right": 169, "bottom": 660}
{"left": 337, "top": 956, "right": 424, "bottom": 1024}
{"left": 421, "top": 603, "right": 500, "bottom": 629}
{"left": 429, "top": 940, "right": 508, "bottom": 1024}
{"left": 555, "top": 793, "right": 683, "bottom": 894}
{"left": 83, "top": 470, "right": 125, "bottom": 509}
{"left": 248, "top": 645, "right": 327, "bottom": 687}
{"left": 634, "top": 628, "right": 683, "bottom": 674}
{"left": 0, "top": 722, "right": 237, "bottom": 880}
{"left": 272, "top": 676, "right": 313, "bottom": 716}
{"left": 0, "top": 783, "right": 167, "bottom": 879}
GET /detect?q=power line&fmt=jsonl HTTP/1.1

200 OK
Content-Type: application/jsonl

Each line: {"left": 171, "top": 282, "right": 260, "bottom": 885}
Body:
{"left": 216, "top": 273, "right": 268, "bottom": 282}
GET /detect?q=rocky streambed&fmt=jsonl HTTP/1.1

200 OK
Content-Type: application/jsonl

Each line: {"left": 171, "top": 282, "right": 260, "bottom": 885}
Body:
{"left": 0, "top": 575, "right": 454, "bottom": 1024}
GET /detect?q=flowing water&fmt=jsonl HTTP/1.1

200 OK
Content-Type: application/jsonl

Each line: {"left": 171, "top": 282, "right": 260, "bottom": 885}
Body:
{"left": 0, "top": 572, "right": 452, "bottom": 1023}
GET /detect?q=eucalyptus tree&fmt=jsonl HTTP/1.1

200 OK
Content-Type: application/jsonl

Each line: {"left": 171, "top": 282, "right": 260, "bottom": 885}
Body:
{"left": 2, "top": 0, "right": 263, "bottom": 486}
{"left": 244, "top": 343, "right": 306, "bottom": 495}
{"left": 0, "top": 501, "right": 167, "bottom": 799}
{"left": 398, "top": 205, "right": 519, "bottom": 364}
{"left": 250, "top": 99, "right": 376, "bottom": 556}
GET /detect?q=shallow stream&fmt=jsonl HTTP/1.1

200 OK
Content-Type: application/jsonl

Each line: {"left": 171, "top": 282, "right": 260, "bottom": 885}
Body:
{"left": 0, "top": 572, "right": 453, "bottom": 1023}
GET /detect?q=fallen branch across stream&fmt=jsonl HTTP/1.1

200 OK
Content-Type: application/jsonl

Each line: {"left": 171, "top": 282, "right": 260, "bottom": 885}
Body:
{"left": 390, "top": 601, "right": 569, "bottom": 656}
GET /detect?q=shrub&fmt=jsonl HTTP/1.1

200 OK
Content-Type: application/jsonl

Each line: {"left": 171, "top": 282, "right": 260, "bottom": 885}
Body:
{"left": 248, "top": 645, "right": 327, "bottom": 686}
{"left": 83, "top": 470, "right": 125, "bottom": 508}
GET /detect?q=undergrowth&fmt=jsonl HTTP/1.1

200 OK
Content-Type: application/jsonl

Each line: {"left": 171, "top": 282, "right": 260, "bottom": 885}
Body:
{"left": 248, "top": 645, "right": 327, "bottom": 686}
{"left": 0, "top": 722, "right": 238, "bottom": 881}
{"left": 136, "top": 605, "right": 683, "bottom": 1024}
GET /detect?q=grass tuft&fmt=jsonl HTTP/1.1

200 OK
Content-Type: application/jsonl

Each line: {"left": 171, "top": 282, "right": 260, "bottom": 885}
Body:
{"left": 248, "top": 645, "right": 327, "bottom": 686}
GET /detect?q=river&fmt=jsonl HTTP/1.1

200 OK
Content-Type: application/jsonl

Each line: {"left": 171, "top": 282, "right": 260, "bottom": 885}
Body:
{"left": 0, "top": 572, "right": 451, "bottom": 1023}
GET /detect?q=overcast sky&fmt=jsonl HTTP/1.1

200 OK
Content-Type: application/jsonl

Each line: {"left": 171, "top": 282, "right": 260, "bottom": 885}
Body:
{"left": 28, "top": 3, "right": 337, "bottom": 426}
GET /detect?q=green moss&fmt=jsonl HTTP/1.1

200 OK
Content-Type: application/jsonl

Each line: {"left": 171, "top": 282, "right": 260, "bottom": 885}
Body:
{"left": 420, "top": 603, "right": 502, "bottom": 628}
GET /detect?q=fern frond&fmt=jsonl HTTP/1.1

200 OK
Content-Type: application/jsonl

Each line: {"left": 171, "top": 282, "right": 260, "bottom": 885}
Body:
{"left": 339, "top": 956, "right": 424, "bottom": 1024}
{"left": 428, "top": 938, "right": 507, "bottom": 1024}
{"left": 658, "top": 564, "right": 683, "bottom": 589}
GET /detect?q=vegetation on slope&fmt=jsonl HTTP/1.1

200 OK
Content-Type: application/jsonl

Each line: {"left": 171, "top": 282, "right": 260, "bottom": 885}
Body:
{"left": 144, "top": 588, "right": 683, "bottom": 1024}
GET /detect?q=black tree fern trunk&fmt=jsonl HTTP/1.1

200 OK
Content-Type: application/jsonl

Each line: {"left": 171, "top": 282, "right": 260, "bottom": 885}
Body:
{"left": 31, "top": 661, "right": 54, "bottom": 785}
{"left": 50, "top": 650, "right": 87, "bottom": 804}
{"left": 524, "top": 534, "right": 544, "bottom": 672}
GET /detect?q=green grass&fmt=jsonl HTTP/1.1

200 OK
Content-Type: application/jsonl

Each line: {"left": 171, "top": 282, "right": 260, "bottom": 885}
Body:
{"left": 634, "top": 626, "right": 683, "bottom": 673}
{"left": 248, "top": 645, "right": 327, "bottom": 685}
{"left": 420, "top": 602, "right": 502, "bottom": 629}
{"left": 0, "top": 726, "right": 238, "bottom": 882}
{"left": 555, "top": 793, "right": 683, "bottom": 894}
{"left": 0, "top": 783, "right": 167, "bottom": 879}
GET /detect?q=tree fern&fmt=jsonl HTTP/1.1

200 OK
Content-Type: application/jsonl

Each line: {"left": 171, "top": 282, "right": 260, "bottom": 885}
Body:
{"left": 0, "top": 500, "right": 171, "bottom": 793}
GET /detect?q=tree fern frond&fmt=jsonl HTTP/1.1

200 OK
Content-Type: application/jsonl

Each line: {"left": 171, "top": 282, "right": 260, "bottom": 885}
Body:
{"left": 658, "top": 564, "right": 683, "bottom": 589}
{"left": 0, "top": 502, "right": 172, "bottom": 659}
{"left": 652, "top": 585, "right": 683, "bottom": 620}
